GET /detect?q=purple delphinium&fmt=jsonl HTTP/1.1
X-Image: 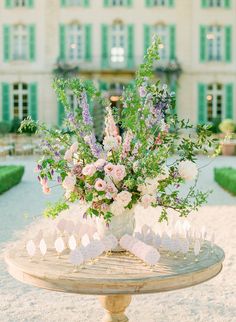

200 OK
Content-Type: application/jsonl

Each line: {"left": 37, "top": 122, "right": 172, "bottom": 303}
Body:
{"left": 139, "top": 86, "right": 147, "bottom": 98}
{"left": 80, "top": 91, "right": 93, "bottom": 125}
{"left": 85, "top": 134, "right": 103, "bottom": 158}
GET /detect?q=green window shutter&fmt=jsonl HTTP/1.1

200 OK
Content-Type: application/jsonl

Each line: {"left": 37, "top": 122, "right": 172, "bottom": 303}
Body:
{"left": 28, "top": 25, "right": 36, "bottom": 62}
{"left": 3, "top": 25, "right": 11, "bottom": 62}
{"left": 104, "top": 0, "right": 109, "bottom": 7}
{"left": 200, "top": 25, "right": 206, "bottom": 62}
{"left": 60, "top": 0, "right": 66, "bottom": 7}
{"left": 59, "top": 24, "right": 66, "bottom": 61}
{"left": 225, "top": 26, "right": 232, "bottom": 63}
{"left": 58, "top": 101, "right": 65, "bottom": 126}
{"left": 170, "top": 81, "right": 177, "bottom": 114}
{"left": 101, "top": 24, "right": 109, "bottom": 68}
{"left": 29, "top": 83, "right": 37, "bottom": 121}
{"left": 99, "top": 81, "right": 108, "bottom": 91}
{"left": 145, "top": 0, "right": 152, "bottom": 7}
{"left": 169, "top": 25, "right": 176, "bottom": 61}
{"left": 201, "top": 0, "right": 208, "bottom": 8}
{"left": 127, "top": 24, "right": 134, "bottom": 68}
{"left": 144, "top": 25, "right": 151, "bottom": 56}
{"left": 2, "top": 83, "right": 10, "bottom": 122}
{"left": 224, "top": 0, "right": 230, "bottom": 8}
{"left": 83, "top": 0, "right": 89, "bottom": 7}
{"left": 168, "top": 0, "right": 174, "bottom": 7}
{"left": 198, "top": 83, "right": 207, "bottom": 124}
{"left": 5, "top": 0, "right": 12, "bottom": 8}
{"left": 85, "top": 24, "right": 92, "bottom": 61}
{"left": 127, "top": 0, "right": 133, "bottom": 6}
{"left": 225, "top": 84, "right": 233, "bottom": 119}
{"left": 27, "top": 0, "right": 34, "bottom": 8}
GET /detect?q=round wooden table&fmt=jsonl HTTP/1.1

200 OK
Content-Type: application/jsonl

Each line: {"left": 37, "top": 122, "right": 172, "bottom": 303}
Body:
{"left": 5, "top": 241, "right": 224, "bottom": 322}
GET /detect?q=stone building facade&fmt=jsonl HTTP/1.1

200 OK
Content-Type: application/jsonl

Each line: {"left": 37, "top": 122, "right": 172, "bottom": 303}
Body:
{"left": 0, "top": 0, "right": 235, "bottom": 126}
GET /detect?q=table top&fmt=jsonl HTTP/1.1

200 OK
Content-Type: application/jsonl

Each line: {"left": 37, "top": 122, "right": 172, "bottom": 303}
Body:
{"left": 5, "top": 241, "right": 224, "bottom": 295}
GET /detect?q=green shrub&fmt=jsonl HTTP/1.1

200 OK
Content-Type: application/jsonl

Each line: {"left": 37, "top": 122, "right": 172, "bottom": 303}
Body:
{"left": 0, "top": 121, "right": 11, "bottom": 135}
{"left": 219, "top": 119, "right": 236, "bottom": 134}
{"left": 10, "top": 117, "right": 21, "bottom": 133}
{"left": 0, "top": 165, "right": 25, "bottom": 194}
{"left": 214, "top": 167, "right": 236, "bottom": 195}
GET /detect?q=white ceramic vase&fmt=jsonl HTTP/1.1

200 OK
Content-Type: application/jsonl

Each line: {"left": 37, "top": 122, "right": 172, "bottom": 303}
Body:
{"left": 96, "top": 208, "right": 135, "bottom": 251}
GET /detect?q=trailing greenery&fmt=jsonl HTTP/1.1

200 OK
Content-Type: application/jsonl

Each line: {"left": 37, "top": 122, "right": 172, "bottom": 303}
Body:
{"left": 214, "top": 167, "right": 236, "bottom": 195}
{"left": 0, "top": 166, "right": 24, "bottom": 194}
{"left": 20, "top": 36, "right": 219, "bottom": 222}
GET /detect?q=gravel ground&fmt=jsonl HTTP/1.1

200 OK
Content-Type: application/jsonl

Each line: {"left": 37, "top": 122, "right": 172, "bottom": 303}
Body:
{"left": 0, "top": 156, "right": 235, "bottom": 322}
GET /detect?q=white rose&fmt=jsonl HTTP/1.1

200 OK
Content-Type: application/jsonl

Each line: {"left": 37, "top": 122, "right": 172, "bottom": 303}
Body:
{"left": 70, "top": 142, "right": 78, "bottom": 154}
{"left": 138, "top": 177, "right": 158, "bottom": 196}
{"left": 110, "top": 201, "right": 125, "bottom": 216}
{"left": 115, "top": 191, "right": 132, "bottom": 207}
{"left": 64, "top": 149, "right": 73, "bottom": 162}
{"left": 82, "top": 164, "right": 97, "bottom": 176}
{"left": 178, "top": 160, "right": 198, "bottom": 180}
{"left": 62, "top": 175, "right": 76, "bottom": 192}
{"left": 94, "top": 158, "right": 106, "bottom": 169}
{"left": 140, "top": 194, "right": 156, "bottom": 209}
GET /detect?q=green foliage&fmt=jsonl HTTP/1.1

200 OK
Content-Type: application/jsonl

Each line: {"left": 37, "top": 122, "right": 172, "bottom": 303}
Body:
{"left": 43, "top": 200, "right": 69, "bottom": 219}
{"left": 10, "top": 117, "right": 21, "bottom": 133}
{"left": 0, "top": 121, "right": 11, "bottom": 135}
{"left": 214, "top": 167, "right": 236, "bottom": 195}
{"left": 219, "top": 119, "right": 236, "bottom": 134}
{"left": 0, "top": 166, "right": 24, "bottom": 194}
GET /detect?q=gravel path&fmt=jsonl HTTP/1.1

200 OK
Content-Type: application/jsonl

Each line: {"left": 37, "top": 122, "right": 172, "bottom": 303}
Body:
{"left": 0, "top": 156, "right": 235, "bottom": 322}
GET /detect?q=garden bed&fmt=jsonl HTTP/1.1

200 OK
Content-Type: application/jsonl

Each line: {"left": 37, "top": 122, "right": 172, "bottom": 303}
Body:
{"left": 214, "top": 167, "right": 236, "bottom": 196}
{"left": 0, "top": 165, "right": 24, "bottom": 194}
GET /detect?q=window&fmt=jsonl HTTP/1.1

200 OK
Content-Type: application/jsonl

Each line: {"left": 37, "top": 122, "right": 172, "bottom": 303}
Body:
{"left": 153, "top": 0, "right": 168, "bottom": 5}
{"left": 107, "top": 0, "right": 131, "bottom": 6}
{"left": 206, "top": 0, "right": 225, "bottom": 7}
{"left": 65, "top": 0, "right": 82, "bottom": 5}
{"left": 110, "top": 23, "right": 126, "bottom": 66}
{"left": 153, "top": 25, "right": 169, "bottom": 61}
{"left": 206, "top": 83, "right": 223, "bottom": 121}
{"left": 110, "top": 0, "right": 125, "bottom": 5}
{"left": 66, "top": 24, "right": 84, "bottom": 62}
{"left": 146, "top": 0, "right": 174, "bottom": 7}
{"left": 13, "top": 83, "right": 29, "bottom": 120}
{"left": 206, "top": 26, "right": 224, "bottom": 61}
{"left": 13, "top": 0, "right": 27, "bottom": 6}
{"left": 12, "top": 25, "right": 28, "bottom": 60}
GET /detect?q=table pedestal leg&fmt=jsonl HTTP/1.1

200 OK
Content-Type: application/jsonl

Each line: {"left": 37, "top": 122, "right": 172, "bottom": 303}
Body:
{"left": 99, "top": 294, "right": 132, "bottom": 322}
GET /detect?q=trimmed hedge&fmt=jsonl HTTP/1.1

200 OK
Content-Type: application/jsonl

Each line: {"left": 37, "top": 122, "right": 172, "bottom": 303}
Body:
{"left": 214, "top": 167, "right": 236, "bottom": 196}
{"left": 0, "top": 165, "right": 24, "bottom": 194}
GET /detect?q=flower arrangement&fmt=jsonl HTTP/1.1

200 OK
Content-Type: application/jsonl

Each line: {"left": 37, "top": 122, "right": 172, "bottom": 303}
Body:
{"left": 20, "top": 36, "right": 217, "bottom": 223}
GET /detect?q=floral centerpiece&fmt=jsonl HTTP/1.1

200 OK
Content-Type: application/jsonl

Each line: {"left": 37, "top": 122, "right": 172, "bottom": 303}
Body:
{"left": 20, "top": 36, "right": 217, "bottom": 239}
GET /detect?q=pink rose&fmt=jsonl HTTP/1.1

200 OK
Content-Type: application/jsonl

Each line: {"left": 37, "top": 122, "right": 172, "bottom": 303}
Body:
{"left": 82, "top": 164, "right": 96, "bottom": 176}
{"left": 140, "top": 194, "right": 156, "bottom": 209}
{"left": 111, "top": 165, "right": 126, "bottom": 182}
{"left": 115, "top": 191, "right": 132, "bottom": 207}
{"left": 70, "top": 142, "right": 78, "bottom": 153}
{"left": 64, "top": 149, "right": 73, "bottom": 162}
{"left": 94, "top": 158, "right": 106, "bottom": 169}
{"left": 40, "top": 177, "right": 47, "bottom": 186}
{"left": 106, "top": 180, "right": 118, "bottom": 195}
{"left": 104, "top": 163, "right": 115, "bottom": 175}
{"left": 95, "top": 179, "right": 107, "bottom": 191}
{"left": 42, "top": 185, "right": 51, "bottom": 194}
{"left": 62, "top": 175, "right": 76, "bottom": 192}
